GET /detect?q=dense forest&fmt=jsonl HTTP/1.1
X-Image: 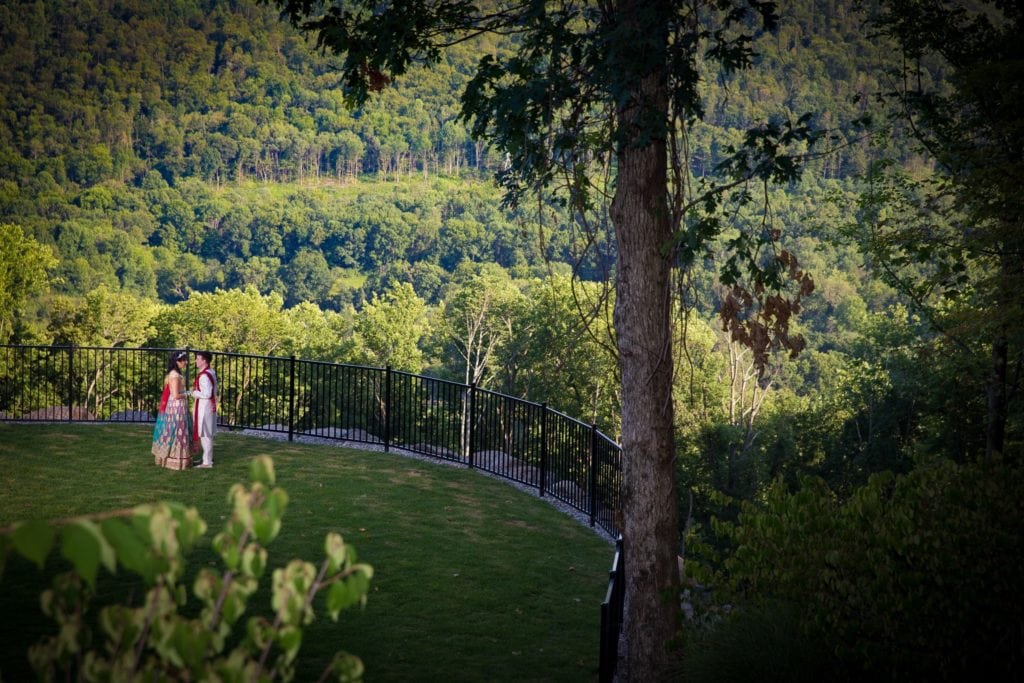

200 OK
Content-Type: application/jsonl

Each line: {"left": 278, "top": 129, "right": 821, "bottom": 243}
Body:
{"left": 1, "top": 0, "right": 1020, "bottom": 679}
{"left": 0, "top": 0, "right": 895, "bottom": 310}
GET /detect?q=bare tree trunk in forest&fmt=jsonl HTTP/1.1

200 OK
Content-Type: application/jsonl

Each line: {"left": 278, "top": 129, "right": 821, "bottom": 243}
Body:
{"left": 610, "top": 2, "right": 681, "bottom": 676}
{"left": 986, "top": 250, "right": 1014, "bottom": 458}
{"left": 986, "top": 336, "right": 1007, "bottom": 458}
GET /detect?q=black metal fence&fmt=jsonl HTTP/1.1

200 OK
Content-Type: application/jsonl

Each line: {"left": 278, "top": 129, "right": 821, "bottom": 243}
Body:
{"left": 0, "top": 343, "right": 626, "bottom": 680}
{"left": 0, "top": 344, "right": 622, "bottom": 534}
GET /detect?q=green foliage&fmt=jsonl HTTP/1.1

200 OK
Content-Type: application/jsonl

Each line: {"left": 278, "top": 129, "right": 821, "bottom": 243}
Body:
{"left": 681, "top": 601, "right": 834, "bottom": 683}
{"left": 502, "top": 275, "right": 620, "bottom": 433}
{"left": 0, "top": 0, "right": 917, "bottom": 317}
{"left": 3, "top": 6, "right": 1021, "bottom": 667}
{"left": 852, "top": 1, "right": 1024, "bottom": 458}
{"left": 706, "top": 457, "right": 1024, "bottom": 679}
{"left": 47, "top": 285, "right": 160, "bottom": 347}
{"left": 0, "top": 223, "right": 58, "bottom": 342}
{"left": 349, "top": 282, "right": 428, "bottom": 372}
{"left": 0, "top": 455, "right": 373, "bottom": 682}
{"left": 154, "top": 286, "right": 293, "bottom": 355}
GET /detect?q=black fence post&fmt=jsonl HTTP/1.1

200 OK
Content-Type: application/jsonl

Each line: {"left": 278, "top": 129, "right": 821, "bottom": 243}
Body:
{"left": 66, "top": 345, "right": 74, "bottom": 420}
{"left": 384, "top": 364, "right": 392, "bottom": 452}
{"left": 288, "top": 354, "right": 296, "bottom": 442}
{"left": 467, "top": 382, "right": 476, "bottom": 469}
{"left": 540, "top": 403, "right": 548, "bottom": 498}
{"left": 599, "top": 534, "right": 625, "bottom": 683}
{"left": 589, "top": 423, "right": 598, "bottom": 528}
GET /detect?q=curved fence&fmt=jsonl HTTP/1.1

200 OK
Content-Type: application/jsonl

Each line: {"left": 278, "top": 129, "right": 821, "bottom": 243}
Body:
{"left": 0, "top": 344, "right": 622, "bottom": 538}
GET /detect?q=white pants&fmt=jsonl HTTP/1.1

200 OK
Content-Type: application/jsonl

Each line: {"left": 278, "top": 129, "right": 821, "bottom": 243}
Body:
{"left": 199, "top": 436, "right": 214, "bottom": 465}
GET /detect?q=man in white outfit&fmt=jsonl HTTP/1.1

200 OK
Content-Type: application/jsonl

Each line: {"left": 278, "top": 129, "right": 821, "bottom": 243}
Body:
{"left": 191, "top": 350, "right": 218, "bottom": 468}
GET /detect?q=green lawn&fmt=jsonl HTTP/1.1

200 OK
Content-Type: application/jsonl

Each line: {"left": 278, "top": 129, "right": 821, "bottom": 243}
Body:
{"left": 0, "top": 423, "right": 612, "bottom": 682}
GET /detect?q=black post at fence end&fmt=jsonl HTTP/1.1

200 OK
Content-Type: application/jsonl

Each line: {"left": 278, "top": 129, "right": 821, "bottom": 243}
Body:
{"left": 589, "top": 423, "right": 598, "bottom": 528}
{"left": 599, "top": 534, "right": 625, "bottom": 683}
{"left": 288, "top": 354, "right": 296, "bottom": 442}
{"left": 539, "top": 403, "right": 548, "bottom": 498}
{"left": 384, "top": 365, "right": 392, "bottom": 452}
{"left": 66, "top": 345, "right": 74, "bottom": 421}
{"left": 467, "top": 382, "right": 476, "bottom": 468}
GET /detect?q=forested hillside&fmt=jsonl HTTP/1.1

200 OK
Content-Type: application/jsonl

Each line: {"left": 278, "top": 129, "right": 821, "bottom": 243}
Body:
{"left": 1, "top": 0, "right": 892, "bottom": 187}
{"left": 1, "top": 0, "right": 899, "bottom": 312}
{"left": 1, "top": 0, "right": 1020, "bottom": 677}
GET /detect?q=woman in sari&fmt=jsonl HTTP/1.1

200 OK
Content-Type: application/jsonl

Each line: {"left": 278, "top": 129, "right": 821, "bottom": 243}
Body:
{"left": 152, "top": 351, "right": 198, "bottom": 470}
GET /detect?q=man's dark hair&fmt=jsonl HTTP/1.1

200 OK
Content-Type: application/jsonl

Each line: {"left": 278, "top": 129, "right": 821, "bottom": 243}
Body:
{"left": 196, "top": 350, "right": 213, "bottom": 364}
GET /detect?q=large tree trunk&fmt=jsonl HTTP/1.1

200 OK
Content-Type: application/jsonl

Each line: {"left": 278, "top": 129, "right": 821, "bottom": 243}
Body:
{"left": 609, "top": 2, "right": 681, "bottom": 677}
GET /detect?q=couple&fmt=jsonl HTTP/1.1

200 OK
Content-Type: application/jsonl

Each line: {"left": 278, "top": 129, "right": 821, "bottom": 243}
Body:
{"left": 152, "top": 350, "right": 217, "bottom": 470}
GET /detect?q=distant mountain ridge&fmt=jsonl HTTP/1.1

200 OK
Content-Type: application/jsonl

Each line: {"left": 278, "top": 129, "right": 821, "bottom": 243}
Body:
{"left": 0, "top": 0, "right": 898, "bottom": 189}
{"left": 0, "top": 0, "right": 908, "bottom": 310}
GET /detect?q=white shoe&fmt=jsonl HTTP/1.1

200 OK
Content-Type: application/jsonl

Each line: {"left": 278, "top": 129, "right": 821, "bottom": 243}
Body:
{"left": 196, "top": 463, "right": 213, "bottom": 468}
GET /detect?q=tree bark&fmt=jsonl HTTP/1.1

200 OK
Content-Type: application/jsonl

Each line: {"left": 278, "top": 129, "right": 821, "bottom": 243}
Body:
{"left": 609, "top": 2, "right": 681, "bottom": 677}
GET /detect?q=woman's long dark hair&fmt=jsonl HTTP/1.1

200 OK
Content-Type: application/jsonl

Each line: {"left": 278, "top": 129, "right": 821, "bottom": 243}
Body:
{"left": 166, "top": 350, "right": 188, "bottom": 372}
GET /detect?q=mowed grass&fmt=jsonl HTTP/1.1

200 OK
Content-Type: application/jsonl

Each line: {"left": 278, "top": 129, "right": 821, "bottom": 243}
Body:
{"left": 0, "top": 423, "right": 613, "bottom": 682}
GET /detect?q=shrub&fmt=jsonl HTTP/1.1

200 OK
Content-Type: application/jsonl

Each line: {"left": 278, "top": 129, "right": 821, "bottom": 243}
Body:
{"left": 707, "top": 457, "right": 1024, "bottom": 680}
{"left": 0, "top": 456, "right": 373, "bottom": 682}
{"left": 681, "top": 600, "right": 834, "bottom": 683}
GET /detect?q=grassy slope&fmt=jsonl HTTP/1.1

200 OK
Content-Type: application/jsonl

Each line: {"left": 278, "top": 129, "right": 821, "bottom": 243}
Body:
{"left": 0, "top": 423, "right": 612, "bottom": 682}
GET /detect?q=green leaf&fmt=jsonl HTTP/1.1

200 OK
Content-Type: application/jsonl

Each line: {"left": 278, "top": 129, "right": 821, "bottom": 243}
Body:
{"left": 330, "top": 651, "right": 365, "bottom": 682}
{"left": 171, "top": 506, "right": 207, "bottom": 551}
{"left": 101, "top": 518, "right": 157, "bottom": 583}
{"left": 354, "top": 563, "right": 373, "bottom": 581}
{"left": 326, "top": 567, "right": 372, "bottom": 621}
{"left": 228, "top": 484, "right": 253, "bottom": 530}
{"left": 99, "top": 604, "right": 144, "bottom": 651}
{"left": 324, "top": 532, "right": 347, "bottom": 574}
{"left": 11, "top": 519, "right": 55, "bottom": 569}
{"left": 225, "top": 545, "right": 241, "bottom": 572}
{"left": 326, "top": 581, "right": 354, "bottom": 620}
{"left": 84, "top": 518, "right": 117, "bottom": 573}
{"left": 61, "top": 524, "right": 100, "bottom": 587}
{"left": 241, "top": 543, "right": 267, "bottom": 579}
{"left": 249, "top": 456, "right": 275, "bottom": 486}
{"left": 246, "top": 615, "right": 273, "bottom": 651}
{"left": 252, "top": 512, "right": 280, "bottom": 545}
{"left": 193, "top": 568, "right": 221, "bottom": 604}
{"left": 273, "top": 561, "right": 315, "bottom": 626}
{"left": 267, "top": 489, "right": 289, "bottom": 520}
{"left": 221, "top": 591, "right": 244, "bottom": 625}
{"left": 171, "top": 620, "right": 210, "bottom": 670}
{"left": 276, "top": 624, "right": 302, "bottom": 660}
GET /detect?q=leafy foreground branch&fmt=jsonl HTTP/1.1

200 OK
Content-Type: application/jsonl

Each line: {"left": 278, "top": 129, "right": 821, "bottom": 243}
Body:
{"left": 0, "top": 456, "right": 373, "bottom": 682}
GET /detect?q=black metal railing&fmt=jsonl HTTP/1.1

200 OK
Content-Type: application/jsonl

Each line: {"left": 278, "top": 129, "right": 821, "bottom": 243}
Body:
{"left": 0, "top": 344, "right": 622, "bottom": 536}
